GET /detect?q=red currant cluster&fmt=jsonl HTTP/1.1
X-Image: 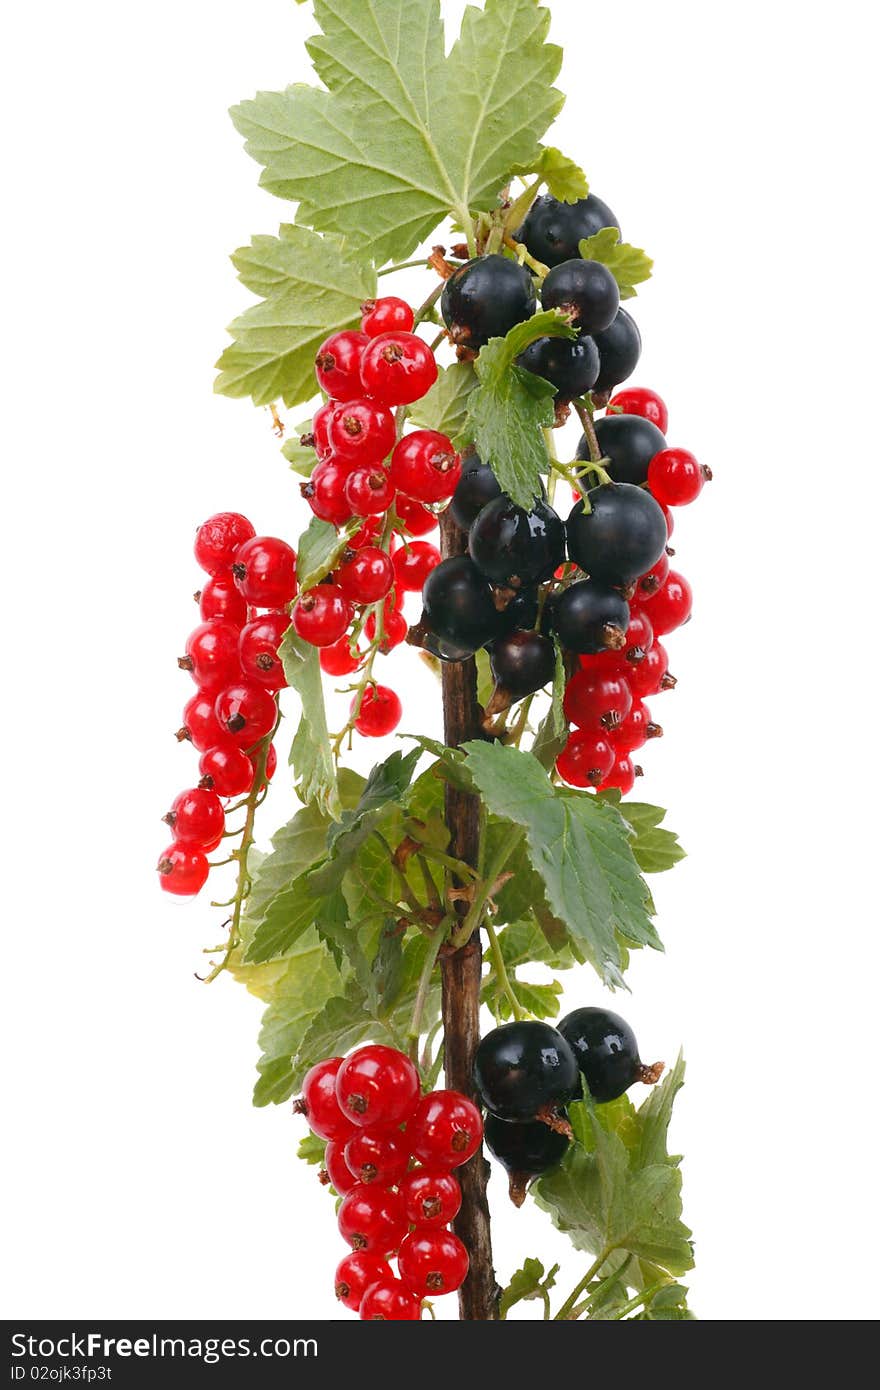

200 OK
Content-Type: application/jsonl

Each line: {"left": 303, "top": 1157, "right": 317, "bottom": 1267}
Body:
{"left": 157, "top": 512, "right": 297, "bottom": 896}
{"left": 292, "top": 297, "right": 456, "bottom": 738}
{"left": 296, "top": 1046, "right": 483, "bottom": 1320}
{"left": 557, "top": 387, "right": 709, "bottom": 792}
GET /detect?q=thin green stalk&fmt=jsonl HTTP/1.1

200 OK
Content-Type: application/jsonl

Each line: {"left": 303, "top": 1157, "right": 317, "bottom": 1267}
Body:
{"left": 484, "top": 918, "right": 524, "bottom": 1022}
{"left": 553, "top": 1251, "right": 613, "bottom": 1320}
{"left": 407, "top": 929, "right": 445, "bottom": 1061}
{"left": 378, "top": 257, "right": 431, "bottom": 276}
{"left": 451, "top": 828, "right": 523, "bottom": 948}
{"left": 608, "top": 1282, "right": 668, "bottom": 1321}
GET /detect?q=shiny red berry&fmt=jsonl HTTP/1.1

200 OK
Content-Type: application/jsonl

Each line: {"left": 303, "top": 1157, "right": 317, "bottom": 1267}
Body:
{"left": 179, "top": 690, "right": 227, "bottom": 751}
{"left": 335, "top": 1044, "right": 419, "bottom": 1128}
{"left": 392, "top": 540, "right": 441, "bottom": 591}
{"left": 648, "top": 448, "right": 709, "bottom": 506}
{"left": 214, "top": 682, "right": 277, "bottom": 748}
{"left": 390, "top": 431, "right": 461, "bottom": 503}
{"left": 608, "top": 387, "right": 669, "bottom": 434}
{"left": 556, "top": 729, "right": 616, "bottom": 788}
{"left": 398, "top": 1228, "right": 469, "bottom": 1298}
{"left": 337, "top": 1185, "right": 407, "bottom": 1255}
{"left": 621, "top": 609, "right": 654, "bottom": 664}
{"left": 359, "top": 1275, "right": 421, "bottom": 1321}
{"left": 238, "top": 612, "right": 290, "bottom": 691}
{"left": 194, "top": 512, "right": 255, "bottom": 574}
{"left": 197, "top": 572, "right": 249, "bottom": 626}
{"left": 327, "top": 398, "right": 397, "bottom": 466}
{"left": 564, "top": 669, "right": 633, "bottom": 732}
{"left": 628, "top": 642, "right": 675, "bottom": 699}
{"left": 364, "top": 607, "right": 408, "bottom": 652}
{"left": 198, "top": 744, "right": 254, "bottom": 798}
{"left": 344, "top": 465, "right": 395, "bottom": 516}
{"left": 324, "top": 1140, "right": 358, "bottom": 1197}
{"left": 348, "top": 516, "right": 383, "bottom": 550}
{"left": 157, "top": 843, "right": 209, "bottom": 896}
{"left": 645, "top": 570, "right": 692, "bottom": 635}
{"left": 314, "top": 330, "right": 369, "bottom": 401}
{"left": 335, "top": 547, "right": 395, "bottom": 605}
{"left": 634, "top": 551, "right": 670, "bottom": 603}
{"left": 320, "top": 636, "right": 364, "bottom": 676}
{"left": 408, "top": 1090, "right": 483, "bottom": 1169}
{"left": 179, "top": 621, "right": 242, "bottom": 692}
{"left": 394, "top": 495, "right": 438, "bottom": 537}
{"left": 311, "top": 400, "right": 339, "bottom": 460}
{"left": 599, "top": 753, "right": 640, "bottom": 796}
{"left": 344, "top": 1128, "right": 410, "bottom": 1186}
{"left": 297, "top": 1057, "right": 356, "bottom": 1142}
{"left": 334, "top": 1252, "right": 391, "bottom": 1312}
{"left": 293, "top": 585, "right": 353, "bottom": 647}
{"left": 609, "top": 698, "right": 663, "bottom": 753}
{"left": 353, "top": 684, "right": 403, "bottom": 737}
{"left": 399, "top": 1169, "right": 462, "bottom": 1227}
{"left": 361, "top": 296, "right": 415, "bottom": 337}
{"left": 164, "top": 787, "right": 225, "bottom": 847}
{"left": 232, "top": 536, "right": 298, "bottom": 608}
{"left": 303, "top": 459, "right": 356, "bottom": 526}
{"left": 360, "top": 333, "right": 438, "bottom": 407}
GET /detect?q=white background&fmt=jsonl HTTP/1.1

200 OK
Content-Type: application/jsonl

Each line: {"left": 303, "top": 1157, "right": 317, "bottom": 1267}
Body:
{"left": 2, "top": 0, "right": 878, "bottom": 1322}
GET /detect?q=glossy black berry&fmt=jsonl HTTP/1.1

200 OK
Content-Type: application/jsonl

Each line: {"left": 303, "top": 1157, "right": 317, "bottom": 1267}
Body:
{"left": 473, "top": 1021, "right": 580, "bottom": 1123}
{"left": 592, "top": 308, "right": 642, "bottom": 393}
{"left": 469, "top": 497, "right": 565, "bottom": 589}
{"left": 580, "top": 413, "right": 666, "bottom": 486}
{"left": 516, "top": 194, "right": 620, "bottom": 269}
{"left": 517, "top": 333, "right": 600, "bottom": 400}
{"left": 551, "top": 580, "right": 630, "bottom": 655}
{"left": 419, "top": 555, "right": 504, "bottom": 649}
{"left": 541, "top": 260, "right": 620, "bottom": 336}
{"left": 497, "top": 586, "right": 539, "bottom": 635}
{"left": 567, "top": 483, "right": 668, "bottom": 586}
{"left": 490, "top": 630, "right": 556, "bottom": 699}
{"left": 484, "top": 1113, "right": 569, "bottom": 1206}
{"left": 558, "top": 1007, "right": 657, "bottom": 1103}
{"left": 441, "top": 255, "right": 537, "bottom": 351}
{"left": 449, "top": 454, "right": 502, "bottom": 531}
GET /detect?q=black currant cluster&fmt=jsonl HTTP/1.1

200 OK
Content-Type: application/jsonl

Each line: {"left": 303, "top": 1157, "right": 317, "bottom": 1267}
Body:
{"left": 473, "top": 1010, "right": 662, "bottom": 1205}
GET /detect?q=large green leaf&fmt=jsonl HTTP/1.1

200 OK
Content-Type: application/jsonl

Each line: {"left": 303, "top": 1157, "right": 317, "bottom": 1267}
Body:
{"left": 280, "top": 630, "right": 339, "bottom": 818}
{"left": 231, "top": 0, "right": 563, "bottom": 264}
{"left": 246, "top": 929, "right": 344, "bottom": 1106}
{"left": 408, "top": 362, "right": 477, "bottom": 443}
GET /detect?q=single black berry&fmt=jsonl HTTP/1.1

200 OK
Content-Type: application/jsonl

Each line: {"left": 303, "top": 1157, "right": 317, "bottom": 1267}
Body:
{"left": 419, "top": 555, "right": 505, "bottom": 649}
{"left": 484, "top": 1113, "right": 569, "bottom": 1206}
{"left": 567, "top": 483, "right": 668, "bottom": 586}
{"left": 580, "top": 413, "right": 666, "bottom": 485}
{"left": 490, "top": 630, "right": 556, "bottom": 699}
{"left": 469, "top": 497, "right": 565, "bottom": 589}
{"left": 473, "top": 1021, "right": 581, "bottom": 1125}
{"left": 516, "top": 193, "right": 620, "bottom": 269}
{"left": 449, "top": 454, "right": 502, "bottom": 531}
{"left": 558, "top": 1007, "right": 662, "bottom": 1103}
{"left": 497, "top": 586, "right": 539, "bottom": 636}
{"left": 592, "top": 307, "right": 642, "bottom": 393}
{"left": 541, "top": 260, "right": 620, "bottom": 336}
{"left": 441, "top": 255, "right": 537, "bottom": 351}
{"left": 517, "top": 333, "right": 600, "bottom": 400}
{"left": 550, "top": 580, "right": 630, "bottom": 655}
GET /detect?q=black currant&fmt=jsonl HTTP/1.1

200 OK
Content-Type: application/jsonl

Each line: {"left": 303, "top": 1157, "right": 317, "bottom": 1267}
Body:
{"left": 541, "top": 260, "right": 620, "bottom": 336}
{"left": 441, "top": 255, "right": 537, "bottom": 351}
{"left": 567, "top": 483, "right": 668, "bottom": 586}
{"left": 558, "top": 1007, "right": 663, "bottom": 1104}
{"left": 473, "top": 1021, "right": 580, "bottom": 1127}
{"left": 490, "top": 630, "right": 556, "bottom": 699}
{"left": 579, "top": 413, "right": 666, "bottom": 486}
{"left": 516, "top": 193, "right": 620, "bottom": 269}
{"left": 592, "top": 307, "right": 642, "bottom": 393}
{"left": 469, "top": 497, "right": 565, "bottom": 589}
{"left": 497, "top": 586, "right": 539, "bottom": 635}
{"left": 418, "top": 555, "right": 505, "bottom": 649}
{"left": 484, "top": 1113, "right": 569, "bottom": 1206}
{"left": 550, "top": 580, "right": 630, "bottom": 655}
{"left": 516, "top": 333, "right": 600, "bottom": 400}
{"left": 449, "top": 454, "right": 502, "bottom": 531}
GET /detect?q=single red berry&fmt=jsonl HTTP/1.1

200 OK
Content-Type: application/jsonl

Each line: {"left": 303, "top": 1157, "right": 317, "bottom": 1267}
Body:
{"left": 320, "top": 636, "right": 364, "bottom": 676}
{"left": 335, "top": 1044, "right": 419, "bottom": 1128}
{"left": 163, "top": 787, "right": 225, "bottom": 847}
{"left": 645, "top": 570, "right": 692, "bottom": 635}
{"left": 599, "top": 753, "right": 641, "bottom": 796}
{"left": 556, "top": 729, "right": 616, "bottom": 788}
{"left": 334, "top": 1252, "right": 391, "bottom": 1313}
{"left": 238, "top": 612, "right": 291, "bottom": 691}
{"left": 344, "top": 1128, "right": 410, "bottom": 1187}
{"left": 335, "top": 547, "right": 395, "bottom": 605}
{"left": 358, "top": 1275, "right": 421, "bottom": 1321}
{"left": 392, "top": 540, "right": 441, "bottom": 591}
{"left": 361, "top": 296, "right": 415, "bottom": 337}
{"left": 408, "top": 1090, "right": 483, "bottom": 1169}
{"left": 314, "top": 330, "right": 369, "bottom": 401}
{"left": 634, "top": 551, "right": 670, "bottom": 603}
{"left": 214, "top": 682, "right": 277, "bottom": 748}
{"left": 301, "top": 458, "right": 356, "bottom": 526}
{"left": 621, "top": 609, "right": 654, "bottom": 665}
{"left": 198, "top": 744, "right": 254, "bottom": 798}
{"left": 607, "top": 387, "right": 669, "bottom": 434}
{"left": 364, "top": 608, "right": 408, "bottom": 652}
{"left": 359, "top": 332, "right": 438, "bottom": 407}
{"left": 250, "top": 741, "right": 278, "bottom": 791}
{"left": 337, "top": 1185, "right": 407, "bottom": 1255}
{"left": 178, "top": 690, "right": 227, "bottom": 751}
{"left": 628, "top": 642, "right": 676, "bottom": 699}
{"left": 610, "top": 698, "right": 663, "bottom": 753}
{"left": 157, "top": 843, "right": 209, "bottom": 896}
{"left": 297, "top": 1057, "right": 356, "bottom": 1143}
{"left": 327, "top": 398, "right": 396, "bottom": 466}
{"left": 293, "top": 585, "right": 353, "bottom": 647}
{"left": 648, "top": 448, "right": 709, "bottom": 507}
{"left": 344, "top": 465, "right": 395, "bottom": 517}
{"left": 564, "top": 669, "right": 633, "bottom": 732}
{"left": 197, "top": 571, "right": 249, "bottom": 626}
{"left": 348, "top": 516, "right": 383, "bottom": 550}
{"left": 394, "top": 494, "right": 438, "bottom": 536}
{"left": 390, "top": 431, "right": 461, "bottom": 503}
{"left": 232, "top": 536, "right": 298, "bottom": 608}
{"left": 194, "top": 512, "right": 255, "bottom": 575}
{"left": 398, "top": 1228, "right": 469, "bottom": 1299}
{"left": 311, "top": 400, "right": 340, "bottom": 460}
{"left": 353, "top": 684, "right": 403, "bottom": 737}
{"left": 399, "top": 1169, "right": 462, "bottom": 1227}
{"left": 179, "top": 621, "right": 242, "bottom": 692}
{"left": 324, "top": 1139, "right": 358, "bottom": 1197}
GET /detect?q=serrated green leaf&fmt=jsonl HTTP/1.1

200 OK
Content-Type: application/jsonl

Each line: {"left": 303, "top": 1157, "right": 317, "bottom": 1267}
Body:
{"left": 296, "top": 515, "right": 358, "bottom": 591}
{"left": 401, "top": 737, "right": 475, "bottom": 793}
{"left": 408, "top": 361, "right": 477, "bottom": 443}
{"left": 215, "top": 224, "right": 375, "bottom": 408}
{"left": 282, "top": 423, "right": 320, "bottom": 477}
{"left": 314, "top": 748, "right": 423, "bottom": 887}
{"left": 297, "top": 1134, "right": 327, "bottom": 1167}
{"left": 509, "top": 145, "right": 589, "bottom": 203}
{"left": 618, "top": 799, "right": 686, "bottom": 875}
{"left": 231, "top": 0, "right": 563, "bottom": 265}
{"left": 241, "top": 800, "right": 333, "bottom": 942}
{"left": 467, "top": 311, "right": 577, "bottom": 509}
{"left": 578, "top": 227, "right": 653, "bottom": 301}
{"left": 499, "top": 1257, "right": 559, "bottom": 1319}
{"left": 280, "top": 630, "right": 339, "bottom": 817}
{"left": 249, "top": 929, "right": 344, "bottom": 1105}
{"left": 245, "top": 880, "right": 346, "bottom": 966}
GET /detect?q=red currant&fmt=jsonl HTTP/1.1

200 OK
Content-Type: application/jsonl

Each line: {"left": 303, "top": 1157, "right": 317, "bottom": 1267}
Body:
{"left": 348, "top": 516, "right": 383, "bottom": 550}
{"left": 564, "top": 669, "right": 633, "bottom": 732}
{"left": 399, "top": 1169, "right": 461, "bottom": 1227}
{"left": 398, "top": 1228, "right": 469, "bottom": 1298}
{"left": 634, "top": 551, "right": 670, "bottom": 602}
{"left": 645, "top": 570, "right": 692, "bottom": 635}
{"left": 629, "top": 642, "right": 676, "bottom": 698}
{"left": 648, "top": 448, "right": 709, "bottom": 506}
{"left": 232, "top": 536, "right": 298, "bottom": 608}
{"left": 621, "top": 609, "right": 654, "bottom": 664}
{"left": 344, "top": 465, "right": 395, "bottom": 517}
{"left": 394, "top": 495, "right": 438, "bottom": 537}
{"left": 197, "top": 572, "right": 249, "bottom": 626}
{"left": 314, "top": 330, "right": 369, "bottom": 401}
{"left": 327, "top": 398, "right": 396, "bottom": 466}
{"left": 344, "top": 1128, "right": 410, "bottom": 1187}
{"left": 164, "top": 787, "right": 225, "bottom": 847}
{"left": 311, "top": 400, "right": 339, "bottom": 460}
{"left": 293, "top": 585, "right": 352, "bottom": 647}
{"left": 361, "top": 296, "right": 415, "bottom": 337}
{"left": 302, "top": 458, "right": 356, "bottom": 526}
{"left": 194, "top": 512, "right": 255, "bottom": 575}
{"left": 659, "top": 502, "right": 675, "bottom": 538}
{"left": 178, "top": 690, "right": 227, "bottom": 751}
{"left": 607, "top": 387, "right": 669, "bottom": 434}
{"left": 556, "top": 730, "right": 616, "bottom": 788}
{"left": 359, "top": 333, "right": 438, "bottom": 407}
{"left": 407, "top": 1090, "right": 483, "bottom": 1169}
{"left": 157, "top": 843, "right": 209, "bottom": 896}
{"left": 179, "top": 621, "right": 242, "bottom": 692}
{"left": 392, "top": 540, "right": 441, "bottom": 591}
{"left": 610, "top": 698, "right": 663, "bottom": 753}
{"left": 320, "top": 636, "right": 364, "bottom": 676}
{"left": 337, "top": 1185, "right": 407, "bottom": 1255}
{"left": 390, "top": 431, "right": 461, "bottom": 503}
{"left": 237, "top": 612, "right": 290, "bottom": 691}
{"left": 599, "top": 753, "right": 641, "bottom": 795}
{"left": 335, "top": 1045, "right": 419, "bottom": 1128}
{"left": 297, "top": 1058, "right": 356, "bottom": 1143}
{"left": 324, "top": 1139, "right": 358, "bottom": 1197}
{"left": 353, "top": 684, "right": 403, "bottom": 737}
{"left": 214, "top": 682, "right": 277, "bottom": 748}
{"left": 364, "top": 608, "right": 408, "bottom": 652}
{"left": 198, "top": 744, "right": 254, "bottom": 798}
{"left": 334, "top": 1252, "right": 391, "bottom": 1312}
{"left": 358, "top": 1275, "right": 421, "bottom": 1321}
{"left": 335, "top": 547, "right": 394, "bottom": 605}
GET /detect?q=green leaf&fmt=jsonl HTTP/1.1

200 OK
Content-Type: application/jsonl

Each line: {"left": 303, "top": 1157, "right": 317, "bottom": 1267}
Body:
{"left": 499, "top": 1257, "right": 559, "bottom": 1319}
{"left": 578, "top": 227, "right": 653, "bottom": 302}
{"left": 319, "top": 748, "right": 423, "bottom": 871}
{"left": 282, "top": 423, "right": 319, "bottom": 477}
{"left": 280, "top": 630, "right": 339, "bottom": 817}
{"left": 466, "top": 312, "right": 577, "bottom": 509}
{"left": 616, "top": 799, "right": 686, "bottom": 875}
{"left": 249, "top": 930, "right": 344, "bottom": 1105}
{"left": 401, "top": 737, "right": 475, "bottom": 794}
{"left": 231, "top": 0, "right": 563, "bottom": 265}
{"left": 509, "top": 145, "right": 589, "bottom": 203}
{"left": 245, "top": 880, "right": 346, "bottom": 966}
{"left": 642, "top": 1283, "right": 695, "bottom": 1320}
{"left": 241, "top": 800, "right": 334, "bottom": 941}
{"left": 295, "top": 515, "right": 358, "bottom": 591}
{"left": 296, "top": 1134, "right": 326, "bottom": 1166}
{"left": 475, "top": 647, "right": 495, "bottom": 708}
{"left": 408, "top": 362, "right": 477, "bottom": 443}
{"left": 215, "top": 224, "right": 376, "bottom": 408}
